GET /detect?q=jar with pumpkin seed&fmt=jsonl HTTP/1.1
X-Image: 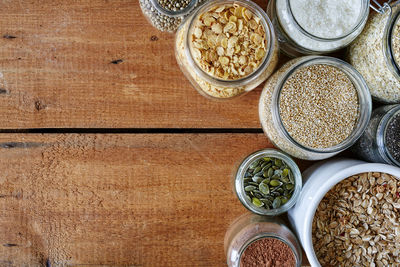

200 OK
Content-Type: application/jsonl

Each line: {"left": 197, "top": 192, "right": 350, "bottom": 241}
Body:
{"left": 234, "top": 149, "right": 302, "bottom": 216}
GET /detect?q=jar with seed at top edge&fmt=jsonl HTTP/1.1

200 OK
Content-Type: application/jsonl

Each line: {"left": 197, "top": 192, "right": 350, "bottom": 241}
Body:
{"left": 349, "top": 1, "right": 400, "bottom": 103}
{"left": 267, "top": 0, "right": 370, "bottom": 57}
{"left": 233, "top": 149, "right": 302, "bottom": 216}
{"left": 224, "top": 213, "right": 302, "bottom": 267}
{"left": 139, "top": 0, "right": 204, "bottom": 32}
{"left": 175, "top": 0, "right": 279, "bottom": 100}
{"left": 352, "top": 104, "right": 400, "bottom": 167}
{"left": 259, "top": 56, "right": 372, "bottom": 160}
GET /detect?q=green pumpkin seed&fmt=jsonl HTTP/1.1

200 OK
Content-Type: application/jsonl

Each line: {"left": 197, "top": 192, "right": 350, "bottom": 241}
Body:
{"left": 243, "top": 156, "right": 296, "bottom": 211}
{"left": 249, "top": 160, "right": 259, "bottom": 169}
{"left": 252, "top": 197, "right": 263, "bottom": 207}
{"left": 270, "top": 180, "right": 281, "bottom": 187}
{"left": 286, "top": 183, "right": 294, "bottom": 190}
{"left": 252, "top": 176, "right": 264, "bottom": 183}
{"left": 253, "top": 166, "right": 262, "bottom": 174}
{"left": 280, "top": 176, "right": 290, "bottom": 183}
{"left": 259, "top": 183, "right": 270, "bottom": 195}
{"left": 275, "top": 159, "right": 282, "bottom": 167}
{"left": 261, "top": 178, "right": 270, "bottom": 185}
{"left": 262, "top": 163, "right": 272, "bottom": 172}
{"left": 272, "top": 197, "right": 282, "bottom": 209}
{"left": 245, "top": 185, "right": 256, "bottom": 192}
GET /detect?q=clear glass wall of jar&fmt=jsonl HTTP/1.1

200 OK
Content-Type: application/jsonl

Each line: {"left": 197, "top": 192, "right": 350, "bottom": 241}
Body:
{"left": 259, "top": 56, "right": 372, "bottom": 160}
{"left": 139, "top": 0, "right": 203, "bottom": 32}
{"left": 175, "top": 0, "right": 279, "bottom": 100}
{"left": 224, "top": 213, "right": 302, "bottom": 267}
{"left": 349, "top": 1, "right": 400, "bottom": 103}
{"left": 234, "top": 149, "right": 302, "bottom": 216}
{"left": 352, "top": 105, "right": 400, "bottom": 167}
{"left": 267, "top": 0, "right": 370, "bottom": 57}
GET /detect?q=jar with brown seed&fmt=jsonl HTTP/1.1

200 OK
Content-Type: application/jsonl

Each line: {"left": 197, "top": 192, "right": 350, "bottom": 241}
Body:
{"left": 224, "top": 213, "right": 302, "bottom": 267}
{"left": 259, "top": 56, "right": 372, "bottom": 160}
{"left": 175, "top": 0, "right": 279, "bottom": 100}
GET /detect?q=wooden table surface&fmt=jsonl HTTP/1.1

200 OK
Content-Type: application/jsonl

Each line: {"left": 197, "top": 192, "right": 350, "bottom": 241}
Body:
{"left": 0, "top": 0, "right": 371, "bottom": 265}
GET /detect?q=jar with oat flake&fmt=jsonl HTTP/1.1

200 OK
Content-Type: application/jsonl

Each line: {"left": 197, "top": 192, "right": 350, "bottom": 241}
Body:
{"left": 349, "top": 0, "right": 400, "bottom": 103}
{"left": 175, "top": 0, "right": 279, "bottom": 100}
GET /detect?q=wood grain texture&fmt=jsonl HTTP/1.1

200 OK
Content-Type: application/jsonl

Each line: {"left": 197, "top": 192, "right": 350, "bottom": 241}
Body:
{"left": 0, "top": 0, "right": 270, "bottom": 129}
{"left": 0, "top": 133, "right": 314, "bottom": 266}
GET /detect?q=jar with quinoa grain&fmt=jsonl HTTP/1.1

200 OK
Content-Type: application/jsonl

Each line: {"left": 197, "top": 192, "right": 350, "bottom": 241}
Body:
{"left": 349, "top": 1, "right": 400, "bottom": 103}
{"left": 259, "top": 56, "right": 372, "bottom": 160}
{"left": 139, "top": 0, "right": 207, "bottom": 32}
{"left": 175, "top": 0, "right": 279, "bottom": 100}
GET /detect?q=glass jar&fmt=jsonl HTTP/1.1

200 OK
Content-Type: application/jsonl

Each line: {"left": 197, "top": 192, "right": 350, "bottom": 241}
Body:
{"left": 175, "top": 0, "right": 279, "bottom": 100}
{"left": 259, "top": 56, "right": 372, "bottom": 160}
{"left": 224, "top": 213, "right": 302, "bottom": 267}
{"left": 139, "top": 0, "right": 205, "bottom": 32}
{"left": 234, "top": 149, "right": 302, "bottom": 216}
{"left": 352, "top": 105, "right": 400, "bottom": 167}
{"left": 349, "top": 1, "right": 400, "bottom": 103}
{"left": 267, "top": 0, "right": 370, "bottom": 57}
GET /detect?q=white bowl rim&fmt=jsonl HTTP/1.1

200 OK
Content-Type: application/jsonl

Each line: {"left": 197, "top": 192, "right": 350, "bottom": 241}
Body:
{"left": 303, "top": 162, "right": 400, "bottom": 266}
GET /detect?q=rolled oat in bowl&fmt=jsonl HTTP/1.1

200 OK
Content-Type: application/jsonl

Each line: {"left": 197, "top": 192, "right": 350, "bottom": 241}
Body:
{"left": 312, "top": 172, "right": 400, "bottom": 266}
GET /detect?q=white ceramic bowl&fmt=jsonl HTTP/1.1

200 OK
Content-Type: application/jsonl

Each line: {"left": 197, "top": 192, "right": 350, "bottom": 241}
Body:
{"left": 288, "top": 158, "right": 400, "bottom": 267}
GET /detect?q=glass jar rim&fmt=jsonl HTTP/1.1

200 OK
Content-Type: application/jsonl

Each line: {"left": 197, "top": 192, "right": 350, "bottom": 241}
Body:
{"left": 234, "top": 149, "right": 302, "bottom": 216}
{"left": 283, "top": 0, "right": 370, "bottom": 41}
{"left": 183, "top": 0, "right": 277, "bottom": 88}
{"left": 150, "top": 0, "right": 199, "bottom": 17}
{"left": 378, "top": 105, "right": 400, "bottom": 167}
{"left": 237, "top": 233, "right": 301, "bottom": 267}
{"left": 271, "top": 56, "right": 372, "bottom": 154}
{"left": 385, "top": 3, "right": 400, "bottom": 81}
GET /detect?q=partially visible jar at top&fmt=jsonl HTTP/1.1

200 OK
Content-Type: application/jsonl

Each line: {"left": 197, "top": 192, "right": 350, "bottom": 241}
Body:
{"left": 259, "top": 56, "right": 372, "bottom": 160}
{"left": 175, "top": 0, "right": 279, "bottom": 100}
{"left": 349, "top": 1, "right": 400, "bottom": 103}
{"left": 224, "top": 213, "right": 302, "bottom": 267}
{"left": 352, "top": 105, "right": 400, "bottom": 167}
{"left": 139, "top": 0, "right": 206, "bottom": 32}
{"left": 267, "top": 0, "right": 370, "bottom": 57}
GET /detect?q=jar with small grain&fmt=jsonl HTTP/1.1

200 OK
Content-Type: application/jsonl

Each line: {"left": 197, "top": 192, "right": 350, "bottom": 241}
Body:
{"left": 352, "top": 104, "right": 400, "bottom": 167}
{"left": 139, "top": 0, "right": 205, "bottom": 32}
{"left": 224, "top": 213, "right": 302, "bottom": 267}
{"left": 175, "top": 0, "right": 279, "bottom": 100}
{"left": 259, "top": 56, "right": 372, "bottom": 160}
{"left": 267, "top": 0, "right": 370, "bottom": 57}
{"left": 349, "top": 1, "right": 400, "bottom": 103}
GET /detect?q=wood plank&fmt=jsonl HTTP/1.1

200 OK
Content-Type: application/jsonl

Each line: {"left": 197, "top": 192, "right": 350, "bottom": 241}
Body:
{"left": 0, "top": 0, "right": 270, "bottom": 129}
{"left": 0, "top": 133, "right": 314, "bottom": 266}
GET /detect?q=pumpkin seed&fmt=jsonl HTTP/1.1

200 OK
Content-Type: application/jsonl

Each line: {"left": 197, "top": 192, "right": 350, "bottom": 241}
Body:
{"left": 252, "top": 197, "right": 263, "bottom": 207}
{"left": 245, "top": 185, "right": 256, "bottom": 192}
{"left": 242, "top": 155, "right": 296, "bottom": 211}
{"left": 272, "top": 197, "right": 282, "bottom": 209}
{"left": 259, "top": 183, "right": 270, "bottom": 195}
{"left": 270, "top": 180, "right": 281, "bottom": 187}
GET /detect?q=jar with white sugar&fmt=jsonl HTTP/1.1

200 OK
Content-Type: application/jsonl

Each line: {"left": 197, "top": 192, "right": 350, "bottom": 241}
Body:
{"left": 349, "top": 1, "right": 400, "bottom": 103}
{"left": 267, "top": 0, "right": 370, "bottom": 57}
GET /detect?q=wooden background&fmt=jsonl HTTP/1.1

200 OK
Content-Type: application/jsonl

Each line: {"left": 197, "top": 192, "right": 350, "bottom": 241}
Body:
{"left": 0, "top": 0, "right": 374, "bottom": 265}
